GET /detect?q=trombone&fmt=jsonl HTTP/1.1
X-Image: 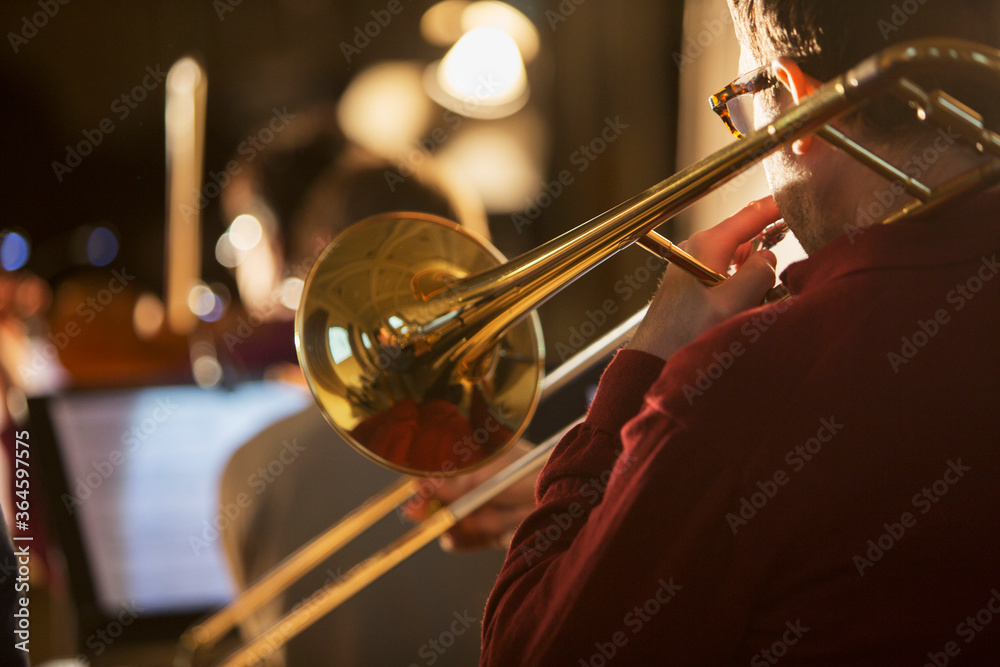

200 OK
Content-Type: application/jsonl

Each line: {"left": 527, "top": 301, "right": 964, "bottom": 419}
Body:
{"left": 180, "top": 39, "right": 1000, "bottom": 666}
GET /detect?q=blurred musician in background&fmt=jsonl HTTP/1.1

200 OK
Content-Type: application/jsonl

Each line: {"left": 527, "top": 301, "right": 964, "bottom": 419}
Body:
{"left": 217, "top": 108, "right": 539, "bottom": 665}
{"left": 481, "top": 1, "right": 1000, "bottom": 664}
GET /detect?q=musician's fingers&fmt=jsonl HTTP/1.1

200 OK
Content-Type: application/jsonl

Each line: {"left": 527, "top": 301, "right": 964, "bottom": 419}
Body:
{"left": 424, "top": 441, "right": 538, "bottom": 506}
{"left": 731, "top": 237, "right": 759, "bottom": 269}
{"left": 713, "top": 249, "right": 778, "bottom": 312}
{"left": 440, "top": 507, "right": 525, "bottom": 552}
{"left": 684, "top": 197, "right": 780, "bottom": 272}
{"left": 400, "top": 494, "right": 442, "bottom": 522}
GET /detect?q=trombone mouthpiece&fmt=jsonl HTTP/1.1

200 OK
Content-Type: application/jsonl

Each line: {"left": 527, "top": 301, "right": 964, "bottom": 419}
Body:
{"left": 752, "top": 219, "right": 789, "bottom": 254}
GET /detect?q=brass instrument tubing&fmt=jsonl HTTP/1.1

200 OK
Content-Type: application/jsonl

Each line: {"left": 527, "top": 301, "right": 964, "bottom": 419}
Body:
{"left": 216, "top": 423, "right": 575, "bottom": 667}
{"left": 181, "top": 477, "right": 420, "bottom": 652}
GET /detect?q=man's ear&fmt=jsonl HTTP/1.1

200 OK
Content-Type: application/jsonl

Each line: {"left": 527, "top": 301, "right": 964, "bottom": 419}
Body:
{"left": 772, "top": 57, "right": 821, "bottom": 155}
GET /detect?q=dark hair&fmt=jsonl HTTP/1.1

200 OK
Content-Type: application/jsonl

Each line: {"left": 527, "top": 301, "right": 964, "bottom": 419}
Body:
{"left": 229, "top": 107, "right": 475, "bottom": 267}
{"left": 729, "top": 0, "right": 1000, "bottom": 133}
{"left": 289, "top": 154, "right": 459, "bottom": 265}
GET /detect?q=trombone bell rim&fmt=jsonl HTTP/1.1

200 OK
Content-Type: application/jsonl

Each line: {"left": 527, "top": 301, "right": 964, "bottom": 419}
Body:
{"left": 295, "top": 212, "right": 545, "bottom": 477}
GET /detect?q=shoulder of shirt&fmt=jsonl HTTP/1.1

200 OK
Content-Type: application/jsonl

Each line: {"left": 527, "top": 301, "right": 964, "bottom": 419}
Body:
{"left": 639, "top": 292, "right": 826, "bottom": 454}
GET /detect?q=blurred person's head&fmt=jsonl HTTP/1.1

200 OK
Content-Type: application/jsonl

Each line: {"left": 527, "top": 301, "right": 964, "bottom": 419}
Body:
{"left": 221, "top": 107, "right": 487, "bottom": 318}
{"left": 727, "top": 0, "right": 1000, "bottom": 252}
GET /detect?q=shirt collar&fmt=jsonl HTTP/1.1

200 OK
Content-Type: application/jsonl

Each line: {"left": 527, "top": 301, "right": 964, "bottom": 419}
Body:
{"left": 782, "top": 188, "right": 1000, "bottom": 294}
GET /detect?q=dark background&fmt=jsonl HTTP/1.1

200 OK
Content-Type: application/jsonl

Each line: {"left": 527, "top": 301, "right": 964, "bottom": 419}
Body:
{"left": 1, "top": 0, "right": 684, "bottom": 367}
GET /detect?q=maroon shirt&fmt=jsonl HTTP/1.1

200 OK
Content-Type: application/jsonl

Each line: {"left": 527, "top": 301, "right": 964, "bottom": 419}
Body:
{"left": 481, "top": 191, "right": 1000, "bottom": 666}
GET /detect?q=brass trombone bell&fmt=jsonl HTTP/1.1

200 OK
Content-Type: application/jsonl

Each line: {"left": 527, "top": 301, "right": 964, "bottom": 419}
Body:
{"left": 296, "top": 212, "right": 545, "bottom": 476}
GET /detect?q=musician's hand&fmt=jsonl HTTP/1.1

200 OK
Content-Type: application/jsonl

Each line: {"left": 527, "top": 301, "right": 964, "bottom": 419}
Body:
{"left": 403, "top": 440, "right": 540, "bottom": 552}
{"left": 628, "top": 197, "right": 780, "bottom": 360}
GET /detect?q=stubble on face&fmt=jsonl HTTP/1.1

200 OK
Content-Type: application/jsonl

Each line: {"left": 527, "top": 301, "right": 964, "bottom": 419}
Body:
{"left": 744, "top": 50, "right": 832, "bottom": 255}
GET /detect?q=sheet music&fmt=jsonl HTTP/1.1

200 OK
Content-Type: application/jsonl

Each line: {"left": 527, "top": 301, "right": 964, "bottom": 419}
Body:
{"left": 50, "top": 382, "right": 312, "bottom": 615}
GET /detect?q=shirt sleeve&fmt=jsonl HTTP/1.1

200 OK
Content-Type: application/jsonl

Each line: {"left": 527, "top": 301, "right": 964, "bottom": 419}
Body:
{"left": 480, "top": 349, "right": 751, "bottom": 666}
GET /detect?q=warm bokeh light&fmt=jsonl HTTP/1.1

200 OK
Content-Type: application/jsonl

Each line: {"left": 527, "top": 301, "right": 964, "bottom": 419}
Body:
{"left": 438, "top": 27, "right": 527, "bottom": 108}
{"left": 422, "top": 2, "right": 539, "bottom": 63}
{"left": 279, "top": 277, "right": 305, "bottom": 310}
{"left": 187, "top": 283, "right": 226, "bottom": 322}
{"left": 211, "top": 281, "right": 232, "bottom": 307}
{"left": 167, "top": 57, "right": 202, "bottom": 94}
{"left": 462, "top": 2, "right": 539, "bottom": 62}
{"left": 337, "top": 61, "right": 435, "bottom": 159}
{"left": 236, "top": 240, "right": 281, "bottom": 318}
{"left": 164, "top": 55, "right": 207, "bottom": 336}
{"left": 165, "top": 58, "right": 204, "bottom": 133}
{"left": 437, "top": 110, "right": 547, "bottom": 213}
{"left": 229, "top": 214, "right": 263, "bottom": 251}
{"left": 193, "top": 354, "right": 223, "bottom": 388}
{"left": 215, "top": 232, "right": 248, "bottom": 268}
{"left": 438, "top": 127, "right": 542, "bottom": 212}
{"left": 421, "top": 1, "right": 470, "bottom": 46}
{"left": 133, "top": 292, "right": 166, "bottom": 340}
{"left": 5, "top": 387, "right": 28, "bottom": 425}
{"left": 187, "top": 283, "right": 215, "bottom": 317}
